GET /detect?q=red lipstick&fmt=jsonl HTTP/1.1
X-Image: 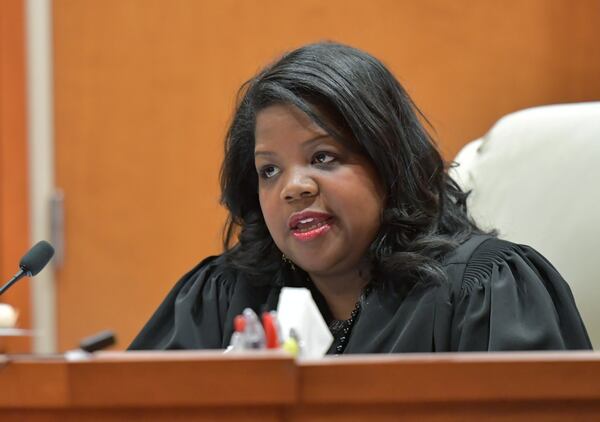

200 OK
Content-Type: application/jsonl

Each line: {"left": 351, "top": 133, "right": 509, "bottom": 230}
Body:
{"left": 288, "top": 211, "right": 333, "bottom": 241}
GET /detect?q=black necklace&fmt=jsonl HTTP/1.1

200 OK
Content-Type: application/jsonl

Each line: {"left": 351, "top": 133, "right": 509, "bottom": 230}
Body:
{"left": 328, "top": 285, "right": 372, "bottom": 354}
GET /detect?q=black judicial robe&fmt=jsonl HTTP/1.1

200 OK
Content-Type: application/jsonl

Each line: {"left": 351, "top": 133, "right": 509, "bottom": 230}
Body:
{"left": 129, "top": 235, "right": 592, "bottom": 352}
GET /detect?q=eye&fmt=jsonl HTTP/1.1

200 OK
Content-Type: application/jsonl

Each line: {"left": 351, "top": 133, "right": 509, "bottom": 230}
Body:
{"left": 259, "top": 165, "right": 280, "bottom": 179}
{"left": 312, "top": 151, "right": 336, "bottom": 165}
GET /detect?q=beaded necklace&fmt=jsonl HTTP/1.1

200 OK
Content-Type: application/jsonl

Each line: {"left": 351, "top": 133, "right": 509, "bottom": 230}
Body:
{"left": 328, "top": 285, "right": 372, "bottom": 354}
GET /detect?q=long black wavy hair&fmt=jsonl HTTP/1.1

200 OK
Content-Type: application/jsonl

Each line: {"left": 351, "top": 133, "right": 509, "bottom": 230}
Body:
{"left": 220, "top": 42, "right": 485, "bottom": 290}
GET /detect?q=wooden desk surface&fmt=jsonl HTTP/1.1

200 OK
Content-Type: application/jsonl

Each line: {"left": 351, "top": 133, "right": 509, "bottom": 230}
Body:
{"left": 1, "top": 351, "right": 599, "bottom": 421}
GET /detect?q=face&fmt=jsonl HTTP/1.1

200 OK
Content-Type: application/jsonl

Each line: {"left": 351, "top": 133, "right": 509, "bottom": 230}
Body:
{"left": 254, "top": 104, "right": 386, "bottom": 280}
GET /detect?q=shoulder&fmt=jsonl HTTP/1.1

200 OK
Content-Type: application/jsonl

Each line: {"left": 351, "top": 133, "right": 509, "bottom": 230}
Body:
{"left": 440, "top": 234, "right": 530, "bottom": 292}
{"left": 183, "top": 254, "right": 237, "bottom": 284}
{"left": 184, "top": 253, "right": 235, "bottom": 279}
{"left": 441, "top": 233, "right": 503, "bottom": 266}
{"left": 440, "top": 234, "right": 569, "bottom": 294}
{"left": 161, "top": 253, "right": 245, "bottom": 307}
{"left": 179, "top": 253, "right": 278, "bottom": 313}
{"left": 129, "top": 253, "right": 271, "bottom": 350}
{"left": 438, "top": 235, "right": 592, "bottom": 350}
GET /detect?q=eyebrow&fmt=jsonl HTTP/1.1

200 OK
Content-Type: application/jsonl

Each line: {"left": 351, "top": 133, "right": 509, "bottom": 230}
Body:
{"left": 254, "top": 134, "right": 331, "bottom": 157}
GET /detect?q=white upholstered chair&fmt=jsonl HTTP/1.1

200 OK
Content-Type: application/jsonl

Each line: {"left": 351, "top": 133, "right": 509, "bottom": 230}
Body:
{"left": 451, "top": 102, "right": 600, "bottom": 348}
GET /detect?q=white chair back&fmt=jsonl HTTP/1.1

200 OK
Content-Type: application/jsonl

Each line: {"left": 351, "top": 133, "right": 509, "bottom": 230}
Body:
{"left": 452, "top": 102, "right": 600, "bottom": 348}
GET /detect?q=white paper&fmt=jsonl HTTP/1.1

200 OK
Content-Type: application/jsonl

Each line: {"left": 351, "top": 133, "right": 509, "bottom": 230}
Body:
{"left": 277, "top": 287, "right": 333, "bottom": 359}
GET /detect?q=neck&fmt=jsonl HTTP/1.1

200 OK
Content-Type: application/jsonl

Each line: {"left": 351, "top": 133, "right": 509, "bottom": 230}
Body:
{"left": 309, "top": 269, "right": 369, "bottom": 320}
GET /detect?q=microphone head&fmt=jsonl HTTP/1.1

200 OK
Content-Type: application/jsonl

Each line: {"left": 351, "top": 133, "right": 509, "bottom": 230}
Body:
{"left": 19, "top": 240, "right": 55, "bottom": 276}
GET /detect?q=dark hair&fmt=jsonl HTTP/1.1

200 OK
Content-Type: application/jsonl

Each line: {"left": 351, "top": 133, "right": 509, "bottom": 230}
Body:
{"left": 220, "top": 42, "right": 485, "bottom": 290}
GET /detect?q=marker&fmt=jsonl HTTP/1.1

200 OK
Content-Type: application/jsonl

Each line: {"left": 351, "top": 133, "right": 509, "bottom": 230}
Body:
{"left": 262, "top": 312, "right": 280, "bottom": 349}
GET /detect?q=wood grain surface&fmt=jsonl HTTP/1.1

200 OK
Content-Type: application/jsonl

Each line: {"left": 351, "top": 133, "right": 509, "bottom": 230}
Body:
{"left": 1, "top": 351, "right": 599, "bottom": 421}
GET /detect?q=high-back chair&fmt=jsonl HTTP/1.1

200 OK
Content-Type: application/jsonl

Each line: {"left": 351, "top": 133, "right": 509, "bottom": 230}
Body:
{"left": 451, "top": 102, "right": 600, "bottom": 348}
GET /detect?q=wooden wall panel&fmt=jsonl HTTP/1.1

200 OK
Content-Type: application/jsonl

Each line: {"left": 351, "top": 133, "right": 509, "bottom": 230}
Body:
{"left": 52, "top": 0, "right": 600, "bottom": 350}
{"left": 0, "top": 0, "right": 31, "bottom": 352}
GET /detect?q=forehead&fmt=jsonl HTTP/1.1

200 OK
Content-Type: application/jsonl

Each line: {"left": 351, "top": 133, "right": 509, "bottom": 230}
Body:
{"left": 254, "top": 104, "right": 327, "bottom": 148}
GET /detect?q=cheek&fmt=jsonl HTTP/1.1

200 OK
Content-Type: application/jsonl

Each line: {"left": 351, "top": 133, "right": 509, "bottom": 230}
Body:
{"left": 346, "top": 196, "right": 382, "bottom": 232}
{"left": 259, "top": 189, "right": 283, "bottom": 239}
{"left": 335, "top": 176, "right": 384, "bottom": 235}
{"left": 333, "top": 169, "right": 384, "bottom": 211}
{"left": 258, "top": 190, "right": 271, "bottom": 222}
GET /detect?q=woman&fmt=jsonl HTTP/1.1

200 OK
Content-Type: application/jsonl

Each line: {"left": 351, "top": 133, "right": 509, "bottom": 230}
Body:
{"left": 130, "top": 42, "right": 591, "bottom": 353}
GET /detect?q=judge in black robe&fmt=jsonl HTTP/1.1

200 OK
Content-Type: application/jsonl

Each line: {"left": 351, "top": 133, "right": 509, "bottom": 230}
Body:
{"left": 129, "top": 234, "right": 592, "bottom": 353}
{"left": 130, "top": 43, "right": 592, "bottom": 354}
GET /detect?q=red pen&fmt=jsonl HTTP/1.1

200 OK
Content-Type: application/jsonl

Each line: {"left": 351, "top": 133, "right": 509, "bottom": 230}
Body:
{"left": 262, "top": 312, "right": 280, "bottom": 349}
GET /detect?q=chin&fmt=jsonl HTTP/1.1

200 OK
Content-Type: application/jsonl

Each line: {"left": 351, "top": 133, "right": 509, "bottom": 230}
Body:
{"left": 293, "top": 257, "right": 337, "bottom": 277}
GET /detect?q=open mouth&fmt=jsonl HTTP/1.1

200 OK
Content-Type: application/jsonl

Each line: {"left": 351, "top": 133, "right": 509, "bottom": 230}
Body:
{"left": 290, "top": 216, "right": 334, "bottom": 241}
{"left": 292, "top": 216, "right": 333, "bottom": 232}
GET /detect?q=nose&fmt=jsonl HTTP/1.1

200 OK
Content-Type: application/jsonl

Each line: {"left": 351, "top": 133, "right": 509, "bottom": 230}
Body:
{"left": 280, "top": 168, "right": 318, "bottom": 202}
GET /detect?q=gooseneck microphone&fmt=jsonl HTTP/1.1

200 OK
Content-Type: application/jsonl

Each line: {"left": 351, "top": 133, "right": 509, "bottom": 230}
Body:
{"left": 0, "top": 240, "right": 55, "bottom": 295}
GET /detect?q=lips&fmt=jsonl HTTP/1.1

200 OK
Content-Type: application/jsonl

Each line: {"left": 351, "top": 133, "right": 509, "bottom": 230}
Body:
{"left": 288, "top": 211, "right": 334, "bottom": 241}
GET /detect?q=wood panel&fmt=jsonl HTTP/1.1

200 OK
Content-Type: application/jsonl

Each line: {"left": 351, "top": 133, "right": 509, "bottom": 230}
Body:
{"left": 298, "top": 352, "right": 600, "bottom": 403}
{"left": 0, "top": 351, "right": 295, "bottom": 422}
{"left": 0, "top": 0, "right": 31, "bottom": 352}
{"left": 1, "top": 351, "right": 600, "bottom": 421}
{"left": 293, "top": 351, "right": 600, "bottom": 420}
{"left": 52, "top": 0, "right": 600, "bottom": 351}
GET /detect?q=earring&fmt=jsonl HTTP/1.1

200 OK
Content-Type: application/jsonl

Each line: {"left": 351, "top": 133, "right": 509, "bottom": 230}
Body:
{"left": 282, "top": 253, "right": 296, "bottom": 271}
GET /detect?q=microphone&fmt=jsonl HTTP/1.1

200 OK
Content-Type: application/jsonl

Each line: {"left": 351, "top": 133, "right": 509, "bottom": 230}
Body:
{"left": 0, "top": 240, "right": 55, "bottom": 295}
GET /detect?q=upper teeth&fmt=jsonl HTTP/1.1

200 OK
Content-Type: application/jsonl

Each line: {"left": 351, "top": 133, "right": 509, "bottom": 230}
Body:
{"left": 299, "top": 218, "right": 314, "bottom": 224}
